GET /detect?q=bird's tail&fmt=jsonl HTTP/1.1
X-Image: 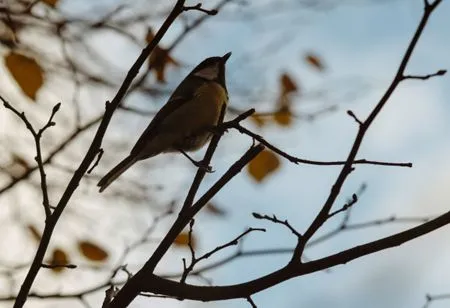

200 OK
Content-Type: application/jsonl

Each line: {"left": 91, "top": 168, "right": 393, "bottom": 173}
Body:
{"left": 97, "top": 156, "right": 137, "bottom": 192}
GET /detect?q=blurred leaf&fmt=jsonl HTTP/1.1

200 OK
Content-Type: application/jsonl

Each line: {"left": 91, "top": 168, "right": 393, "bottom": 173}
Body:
{"left": 247, "top": 150, "right": 280, "bottom": 183}
{"left": 5, "top": 52, "right": 44, "bottom": 100}
{"left": 146, "top": 28, "right": 179, "bottom": 83}
{"left": 49, "top": 248, "right": 69, "bottom": 273}
{"left": 206, "top": 202, "right": 227, "bottom": 216}
{"left": 250, "top": 114, "right": 268, "bottom": 127}
{"left": 305, "top": 53, "right": 325, "bottom": 71}
{"left": 27, "top": 225, "right": 41, "bottom": 242}
{"left": 280, "top": 73, "right": 298, "bottom": 95}
{"left": 273, "top": 106, "right": 293, "bottom": 127}
{"left": 78, "top": 241, "right": 108, "bottom": 262}
{"left": 174, "top": 232, "right": 196, "bottom": 249}
{"left": 42, "top": 0, "right": 59, "bottom": 7}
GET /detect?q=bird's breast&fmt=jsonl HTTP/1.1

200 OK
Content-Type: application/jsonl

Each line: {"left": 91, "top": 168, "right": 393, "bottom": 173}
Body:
{"left": 171, "top": 81, "right": 228, "bottom": 151}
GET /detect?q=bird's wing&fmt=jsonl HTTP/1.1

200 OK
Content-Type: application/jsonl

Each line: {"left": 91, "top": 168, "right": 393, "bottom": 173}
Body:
{"left": 130, "top": 89, "right": 196, "bottom": 155}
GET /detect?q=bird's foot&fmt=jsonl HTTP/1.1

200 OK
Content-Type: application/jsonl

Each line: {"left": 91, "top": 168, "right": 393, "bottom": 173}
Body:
{"left": 179, "top": 149, "right": 214, "bottom": 173}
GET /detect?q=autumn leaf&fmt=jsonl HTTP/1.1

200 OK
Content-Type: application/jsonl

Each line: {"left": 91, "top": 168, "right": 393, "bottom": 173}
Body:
{"left": 146, "top": 28, "right": 179, "bottom": 83}
{"left": 27, "top": 225, "right": 41, "bottom": 242}
{"left": 48, "top": 248, "right": 69, "bottom": 273}
{"left": 247, "top": 150, "right": 280, "bottom": 183}
{"left": 174, "top": 232, "right": 196, "bottom": 249}
{"left": 305, "top": 53, "right": 325, "bottom": 71}
{"left": 5, "top": 52, "right": 44, "bottom": 100}
{"left": 280, "top": 73, "right": 298, "bottom": 96}
{"left": 273, "top": 106, "right": 293, "bottom": 127}
{"left": 250, "top": 114, "right": 268, "bottom": 127}
{"left": 42, "top": 0, "right": 59, "bottom": 7}
{"left": 78, "top": 241, "right": 108, "bottom": 262}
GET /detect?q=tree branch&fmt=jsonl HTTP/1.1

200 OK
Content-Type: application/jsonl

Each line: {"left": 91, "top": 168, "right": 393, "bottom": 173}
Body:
{"left": 12, "top": 1, "right": 186, "bottom": 306}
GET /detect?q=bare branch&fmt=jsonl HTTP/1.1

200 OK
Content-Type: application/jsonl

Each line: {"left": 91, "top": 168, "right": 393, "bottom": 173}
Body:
{"left": 183, "top": 3, "right": 218, "bottom": 15}
{"left": 252, "top": 213, "right": 301, "bottom": 237}
{"left": 12, "top": 0, "right": 188, "bottom": 306}
{"left": 87, "top": 148, "right": 104, "bottom": 174}
{"left": 403, "top": 69, "right": 446, "bottom": 80}
{"left": 346, "top": 110, "right": 362, "bottom": 125}
{"left": 229, "top": 123, "right": 412, "bottom": 168}
{"left": 1, "top": 97, "right": 60, "bottom": 218}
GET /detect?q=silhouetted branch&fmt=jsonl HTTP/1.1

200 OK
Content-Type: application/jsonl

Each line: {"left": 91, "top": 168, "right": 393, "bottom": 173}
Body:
{"left": 12, "top": 1, "right": 187, "bottom": 306}
{"left": 2, "top": 98, "right": 61, "bottom": 218}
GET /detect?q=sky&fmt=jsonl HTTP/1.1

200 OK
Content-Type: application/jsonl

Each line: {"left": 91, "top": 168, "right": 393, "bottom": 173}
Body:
{"left": 1, "top": 0, "right": 450, "bottom": 307}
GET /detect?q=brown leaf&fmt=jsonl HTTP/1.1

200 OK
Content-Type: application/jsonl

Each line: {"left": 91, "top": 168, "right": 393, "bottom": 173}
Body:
{"left": 145, "top": 27, "right": 155, "bottom": 44}
{"left": 273, "top": 106, "right": 293, "bottom": 127}
{"left": 206, "top": 202, "right": 227, "bottom": 216}
{"left": 305, "top": 53, "right": 325, "bottom": 71}
{"left": 49, "top": 248, "right": 69, "bottom": 273}
{"left": 247, "top": 150, "right": 280, "bottom": 183}
{"left": 27, "top": 225, "right": 41, "bottom": 242}
{"left": 174, "top": 232, "right": 196, "bottom": 249}
{"left": 5, "top": 52, "right": 44, "bottom": 100}
{"left": 280, "top": 73, "right": 298, "bottom": 95}
{"left": 149, "top": 48, "right": 179, "bottom": 83}
{"left": 250, "top": 114, "right": 268, "bottom": 127}
{"left": 78, "top": 241, "right": 108, "bottom": 262}
{"left": 42, "top": 0, "right": 59, "bottom": 7}
{"left": 146, "top": 27, "right": 179, "bottom": 83}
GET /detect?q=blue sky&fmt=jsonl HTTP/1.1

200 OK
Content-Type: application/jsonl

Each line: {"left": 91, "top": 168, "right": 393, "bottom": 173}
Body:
{"left": 1, "top": 0, "right": 450, "bottom": 307}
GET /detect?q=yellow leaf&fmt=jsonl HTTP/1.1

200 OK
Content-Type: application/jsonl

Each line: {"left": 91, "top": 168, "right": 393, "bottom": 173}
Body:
{"left": 5, "top": 52, "right": 44, "bottom": 100}
{"left": 42, "top": 0, "right": 59, "bottom": 7}
{"left": 174, "top": 232, "right": 196, "bottom": 249}
{"left": 78, "top": 241, "right": 108, "bottom": 262}
{"left": 247, "top": 150, "right": 280, "bottom": 183}
{"left": 273, "top": 106, "right": 293, "bottom": 127}
{"left": 49, "top": 248, "right": 69, "bottom": 273}
{"left": 27, "top": 225, "right": 41, "bottom": 242}
{"left": 250, "top": 114, "right": 268, "bottom": 127}
{"left": 305, "top": 53, "right": 325, "bottom": 71}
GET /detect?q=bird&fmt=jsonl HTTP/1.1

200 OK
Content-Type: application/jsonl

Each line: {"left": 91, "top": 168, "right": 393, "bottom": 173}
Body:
{"left": 97, "top": 52, "right": 231, "bottom": 192}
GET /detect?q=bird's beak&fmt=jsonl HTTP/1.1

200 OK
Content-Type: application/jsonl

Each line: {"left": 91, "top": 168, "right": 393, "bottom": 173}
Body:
{"left": 221, "top": 52, "right": 232, "bottom": 63}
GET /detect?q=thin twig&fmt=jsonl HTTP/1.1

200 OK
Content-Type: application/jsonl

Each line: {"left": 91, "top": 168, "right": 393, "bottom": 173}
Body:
{"left": 252, "top": 213, "right": 301, "bottom": 237}
{"left": 403, "top": 69, "right": 446, "bottom": 80}
{"left": 2, "top": 98, "right": 60, "bottom": 218}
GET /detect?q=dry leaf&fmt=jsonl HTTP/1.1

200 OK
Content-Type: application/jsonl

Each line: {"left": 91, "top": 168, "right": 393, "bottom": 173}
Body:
{"left": 5, "top": 52, "right": 44, "bottom": 100}
{"left": 273, "top": 106, "right": 293, "bottom": 127}
{"left": 174, "top": 232, "right": 196, "bottom": 249}
{"left": 78, "top": 241, "right": 108, "bottom": 262}
{"left": 280, "top": 73, "right": 298, "bottom": 95}
{"left": 250, "top": 114, "right": 268, "bottom": 127}
{"left": 49, "top": 248, "right": 69, "bottom": 273}
{"left": 146, "top": 28, "right": 179, "bottom": 83}
{"left": 305, "top": 53, "right": 325, "bottom": 71}
{"left": 247, "top": 150, "right": 280, "bottom": 183}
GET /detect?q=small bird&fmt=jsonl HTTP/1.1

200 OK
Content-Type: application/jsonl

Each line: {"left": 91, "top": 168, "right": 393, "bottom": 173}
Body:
{"left": 97, "top": 52, "right": 231, "bottom": 192}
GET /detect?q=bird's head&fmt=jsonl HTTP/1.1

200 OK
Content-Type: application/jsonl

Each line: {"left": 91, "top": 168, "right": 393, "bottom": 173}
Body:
{"left": 191, "top": 52, "right": 231, "bottom": 88}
